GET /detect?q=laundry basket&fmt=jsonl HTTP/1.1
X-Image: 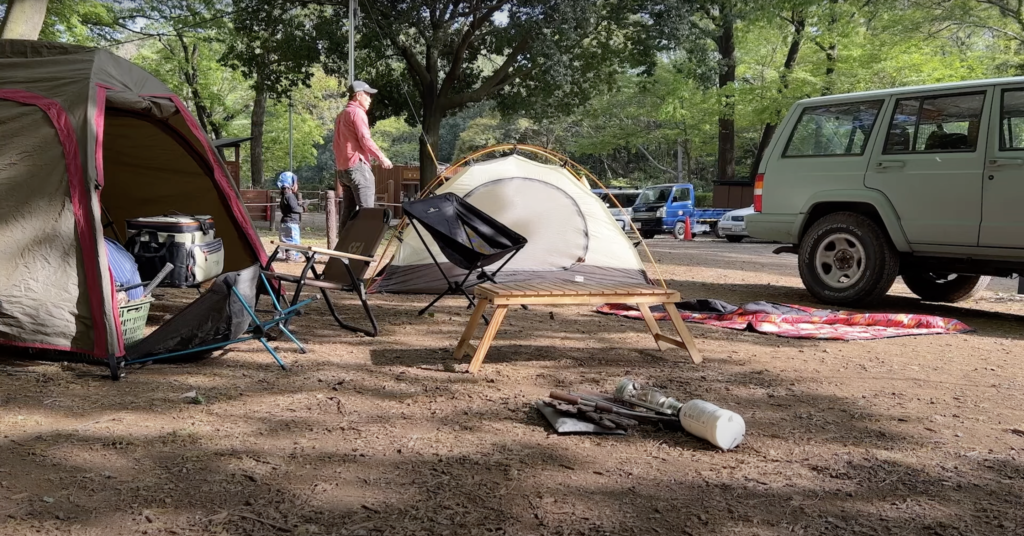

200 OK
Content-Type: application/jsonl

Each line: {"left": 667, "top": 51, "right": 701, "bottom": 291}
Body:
{"left": 118, "top": 298, "right": 153, "bottom": 346}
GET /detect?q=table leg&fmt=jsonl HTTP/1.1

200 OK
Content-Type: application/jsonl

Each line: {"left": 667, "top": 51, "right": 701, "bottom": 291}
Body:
{"left": 454, "top": 297, "right": 489, "bottom": 360}
{"left": 663, "top": 302, "right": 703, "bottom": 364}
{"left": 467, "top": 304, "right": 509, "bottom": 373}
{"left": 637, "top": 303, "right": 670, "bottom": 351}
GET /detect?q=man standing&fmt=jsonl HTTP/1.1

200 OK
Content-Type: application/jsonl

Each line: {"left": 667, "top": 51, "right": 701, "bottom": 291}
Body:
{"left": 333, "top": 80, "right": 393, "bottom": 229}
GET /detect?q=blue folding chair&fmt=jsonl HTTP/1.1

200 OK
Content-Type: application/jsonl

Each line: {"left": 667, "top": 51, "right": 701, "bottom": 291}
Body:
{"left": 119, "top": 264, "right": 316, "bottom": 374}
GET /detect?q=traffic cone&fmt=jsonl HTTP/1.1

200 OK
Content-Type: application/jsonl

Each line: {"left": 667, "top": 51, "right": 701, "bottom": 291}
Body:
{"left": 684, "top": 216, "right": 693, "bottom": 241}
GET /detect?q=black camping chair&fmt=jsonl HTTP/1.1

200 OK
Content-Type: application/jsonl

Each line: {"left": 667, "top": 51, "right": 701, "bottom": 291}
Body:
{"left": 401, "top": 193, "right": 528, "bottom": 316}
{"left": 262, "top": 207, "right": 392, "bottom": 337}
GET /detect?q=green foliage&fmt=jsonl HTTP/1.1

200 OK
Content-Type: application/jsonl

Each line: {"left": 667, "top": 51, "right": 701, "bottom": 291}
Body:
{"left": 131, "top": 39, "right": 251, "bottom": 139}
{"left": 372, "top": 117, "right": 420, "bottom": 166}
{"left": 695, "top": 191, "right": 714, "bottom": 208}
{"left": 261, "top": 99, "right": 323, "bottom": 177}
{"left": 38, "top": 0, "right": 118, "bottom": 44}
{"left": 32, "top": 0, "right": 1024, "bottom": 201}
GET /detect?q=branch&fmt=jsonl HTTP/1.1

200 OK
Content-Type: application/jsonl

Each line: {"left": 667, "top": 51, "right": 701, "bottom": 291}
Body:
{"left": 637, "top": 146, "right": 676, "bottom": 176}
{"left": 946, "top": 20, "right": 1024, "bottom": 42}
{"left": 394, "top": 38, "right": 431, "bottom": 87}
{"left": 443, "top": 36, "right": 532, "bottom": 109}
{"left": 978, "top": 0, "right": 1016, "bottom": 15}
{"left": 437, "top": 2, "right": 505, "bottom": 99}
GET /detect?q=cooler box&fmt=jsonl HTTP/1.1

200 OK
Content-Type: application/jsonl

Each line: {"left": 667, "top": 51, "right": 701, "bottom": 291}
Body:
{"left": 125, "top": 215, "right": 225, "bottom": 288}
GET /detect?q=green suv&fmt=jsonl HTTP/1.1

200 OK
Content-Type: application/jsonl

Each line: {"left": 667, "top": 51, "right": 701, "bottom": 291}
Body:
{"left": 746, "top": 77, "right": 1024, "bottom": 306}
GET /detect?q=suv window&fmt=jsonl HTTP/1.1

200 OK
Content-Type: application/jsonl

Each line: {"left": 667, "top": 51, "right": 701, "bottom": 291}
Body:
{"left": 1000, "top": 88, "right": 1024, "bottom": 150}
{"left": 783, "top": 100, "right": 883, "bottom": 157}
{"left": 883, "top": 92, "right": 984, "bottom": 153}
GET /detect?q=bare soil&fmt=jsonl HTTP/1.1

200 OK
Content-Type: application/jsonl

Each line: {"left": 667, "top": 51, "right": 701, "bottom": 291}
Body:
{"left": 2, "top": 237, "right": 1023, "bottom": 535}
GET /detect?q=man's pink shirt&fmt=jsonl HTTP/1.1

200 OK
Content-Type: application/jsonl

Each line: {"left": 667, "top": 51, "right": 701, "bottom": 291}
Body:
{"left": 333, "top": 100, "right": 386, "bottom": 170}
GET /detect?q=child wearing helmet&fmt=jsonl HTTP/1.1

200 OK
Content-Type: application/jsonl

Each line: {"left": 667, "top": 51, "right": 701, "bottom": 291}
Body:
{"left": 277, "top": 171, "right": 304, "bottom": 262}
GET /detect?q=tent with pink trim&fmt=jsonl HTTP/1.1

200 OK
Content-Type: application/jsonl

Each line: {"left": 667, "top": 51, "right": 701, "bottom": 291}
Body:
{"left": 0, "top": 39, "right": 267, "bottom": 363}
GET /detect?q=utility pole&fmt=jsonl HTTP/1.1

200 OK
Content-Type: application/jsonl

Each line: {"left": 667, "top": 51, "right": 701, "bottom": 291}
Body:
{"left": 677, "top": 139, "right": 683, "bottom": 183}
{"left": 348, "top": 0, "right": 357, "bottom": 84}
{"left": 288, "top": 97, "right": 294, "bottom": 171}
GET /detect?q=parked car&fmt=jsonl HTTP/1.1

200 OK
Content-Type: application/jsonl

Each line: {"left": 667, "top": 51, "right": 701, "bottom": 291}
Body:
{"left": 716, "top": 205, "right": 755, "bottom": 242}
{"left": 630, "top": 183, "right": 732, "bottom": 239}
{"left": 746, "top": 76, "right": 1024, "bottom": 306}
{"left": 592, "top": 188, "right": 642, "bottom": 230}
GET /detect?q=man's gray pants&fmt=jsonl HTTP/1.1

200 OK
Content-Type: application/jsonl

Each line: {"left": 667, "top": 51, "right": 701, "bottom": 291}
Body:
{"left": 337, "top": 161, "right": 375, "bottom": 230}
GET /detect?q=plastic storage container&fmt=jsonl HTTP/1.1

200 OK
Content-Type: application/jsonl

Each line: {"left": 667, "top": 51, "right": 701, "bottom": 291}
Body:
{"left": 118, "top": 298, "right": 153, "bottom": 346}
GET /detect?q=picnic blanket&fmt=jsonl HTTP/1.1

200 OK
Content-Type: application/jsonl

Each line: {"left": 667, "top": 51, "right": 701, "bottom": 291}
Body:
{"left": 596, "top": 299, "right": 974, "bottom": 340}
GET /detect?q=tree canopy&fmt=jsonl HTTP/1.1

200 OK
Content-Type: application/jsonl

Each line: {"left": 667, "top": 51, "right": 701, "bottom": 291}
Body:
{"left": 16, "top": 0, "right": 1024, "bottom": 195}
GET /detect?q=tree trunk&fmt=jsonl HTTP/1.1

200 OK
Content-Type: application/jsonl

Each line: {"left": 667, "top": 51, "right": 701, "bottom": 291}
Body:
{"left": 0, "top": 0, "right": 48, "bottom": 40}
{"left": 418, "top": 110, "right": 442, "bottom": 191}
{"left": 175, "top": 36, "right": 220, "bottom": 138}
{"left": 715, "top": 3, "right": 737, "bottom": 183}
{"left": 822, "top": 43, "right": 838, "bottom": 96}
{"left": 749, "top": 13, "right": 805, "bottom": 179}
{"left": 250, "top": 83, "right": 268, "bottom": 188}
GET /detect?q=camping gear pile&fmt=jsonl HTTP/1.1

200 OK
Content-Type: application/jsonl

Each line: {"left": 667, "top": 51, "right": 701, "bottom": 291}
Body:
{"left": 538, "top": 379, "right": 746, "bottom": 451}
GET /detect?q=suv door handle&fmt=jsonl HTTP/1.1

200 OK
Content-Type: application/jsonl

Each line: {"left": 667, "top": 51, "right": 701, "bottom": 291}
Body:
{"left": 987, "top": 158, "right": 1024, "bottom": 167}
{"left": 874, "top": 161, "right": 905, "bottom": 169}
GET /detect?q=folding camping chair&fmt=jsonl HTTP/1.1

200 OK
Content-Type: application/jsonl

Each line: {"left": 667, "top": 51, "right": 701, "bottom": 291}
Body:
{"left": 118, "top": 264, "right": 316, "bottom": 376}
{"left": 262, "top": 207, "right": 392, "bottom": 337}
{"left": 401, "top": 193, "right": 528, "bottom": 317}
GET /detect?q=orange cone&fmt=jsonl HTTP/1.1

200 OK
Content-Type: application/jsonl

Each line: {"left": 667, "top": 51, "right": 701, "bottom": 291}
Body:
{"left": 684, "top": 216, "right": 693, "bottom": 241}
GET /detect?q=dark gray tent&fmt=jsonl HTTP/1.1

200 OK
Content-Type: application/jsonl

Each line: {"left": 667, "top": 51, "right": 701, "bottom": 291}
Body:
{"left": 0, "top": 39, "right": 267, "bottom": 361}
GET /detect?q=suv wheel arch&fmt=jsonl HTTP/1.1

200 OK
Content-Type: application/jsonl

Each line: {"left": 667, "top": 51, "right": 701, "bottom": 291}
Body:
{"left": 799, "top": 200, "right": 909, "bottom": 252}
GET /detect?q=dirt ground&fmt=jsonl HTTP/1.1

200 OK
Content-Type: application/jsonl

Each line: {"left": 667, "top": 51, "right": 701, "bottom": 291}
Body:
{"left": 2, "top": 236, "right": 1023, "bottom": 535}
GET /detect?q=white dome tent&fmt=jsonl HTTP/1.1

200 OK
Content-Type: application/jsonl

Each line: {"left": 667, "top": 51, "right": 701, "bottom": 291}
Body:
{"left": 373, "top": 147, "right": 654, "bottom": 294}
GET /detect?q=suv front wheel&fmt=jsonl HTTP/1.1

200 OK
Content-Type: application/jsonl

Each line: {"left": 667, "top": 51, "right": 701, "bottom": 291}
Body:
{"left": 901, "top": 272, "right": 990, "bottom": 303}
{"left": 798, "top": 212, "right": 900, "bottom": 306}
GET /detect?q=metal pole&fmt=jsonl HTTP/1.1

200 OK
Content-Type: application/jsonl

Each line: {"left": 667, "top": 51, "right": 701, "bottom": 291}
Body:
{"left": 288, "top": 97, "right": 294, "bottom": 171}
{"left": 348, "top": 0, "right": 357, "bottom": 84}
{"left": 677, "top": 139, "right": 683, "bottom": 183}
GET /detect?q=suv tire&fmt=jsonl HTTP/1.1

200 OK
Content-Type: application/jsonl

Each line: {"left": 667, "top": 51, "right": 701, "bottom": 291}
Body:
{"left": 798, "top": 212, "right": 899, "bottom": 306}
{"left": 725, "top": 235, "right": 744, "bottom": 243}
{"left": 902, "top": 272, "right": 990, "bottom": 303}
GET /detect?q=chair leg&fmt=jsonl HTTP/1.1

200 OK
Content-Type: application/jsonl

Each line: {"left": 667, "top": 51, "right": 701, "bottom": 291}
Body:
{"left": 259, "top": 338, "right": 289, "bottom": 370}
{"left": 322, "top": 287, "right": 379, "bottom": 337}
{"left": 275, "top": 324, "right": 307, "bottom": 354}
{"left": 418, "top": 286, "right": 454, "bottom": 316}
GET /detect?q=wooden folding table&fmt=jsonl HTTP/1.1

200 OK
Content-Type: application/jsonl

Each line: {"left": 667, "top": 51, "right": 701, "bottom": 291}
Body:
{"left": 453, "top": 282, "right": 702, "bottom": 373}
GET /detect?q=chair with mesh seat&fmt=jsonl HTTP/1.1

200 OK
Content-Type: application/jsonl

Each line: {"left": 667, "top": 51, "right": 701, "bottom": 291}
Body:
{"left": 401, "top": 193, "right": 528, "bottom": 316}
{"left": 120, "top": 264, "right": 315, "bottom": 373}
{"left": 263, "top": 207, "right": 391, "bottom": 337}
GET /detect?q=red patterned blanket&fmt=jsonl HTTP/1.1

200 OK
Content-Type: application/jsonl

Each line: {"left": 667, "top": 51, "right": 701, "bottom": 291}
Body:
{"left": 596, "top": 300, "right": 973, "bottom": 340}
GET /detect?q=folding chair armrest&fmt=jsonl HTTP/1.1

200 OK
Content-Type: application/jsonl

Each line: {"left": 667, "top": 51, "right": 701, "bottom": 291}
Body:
{"left": 269, "top": 241, "right": 375, "bottom": 263}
